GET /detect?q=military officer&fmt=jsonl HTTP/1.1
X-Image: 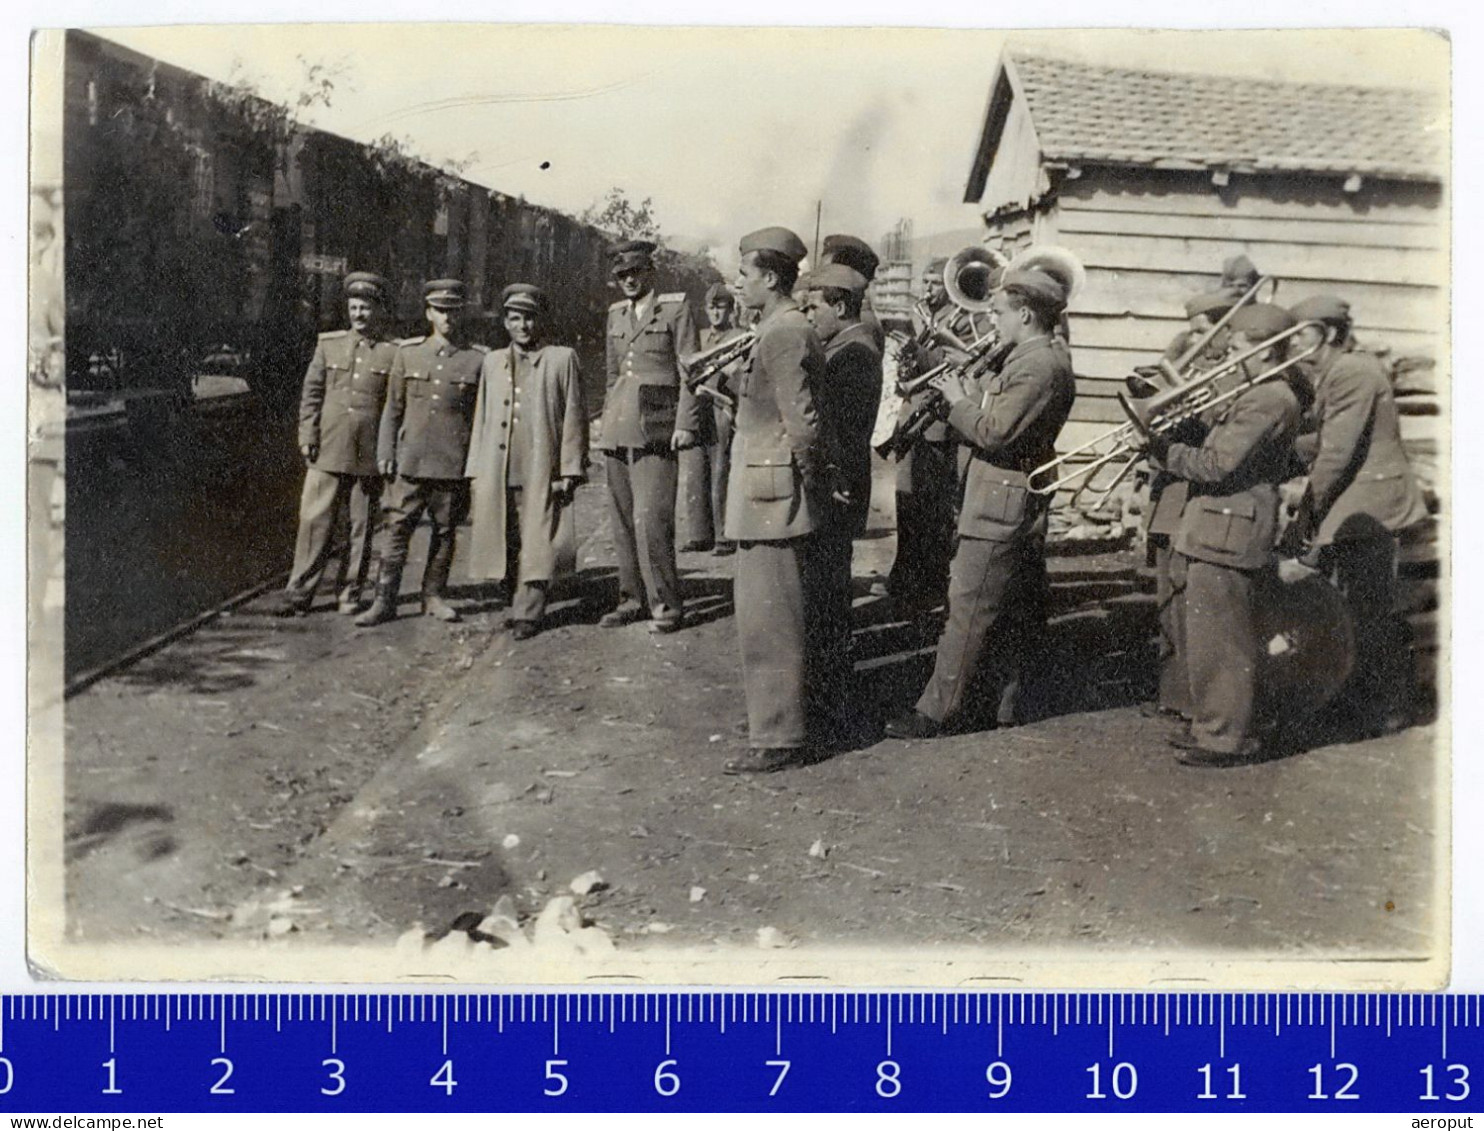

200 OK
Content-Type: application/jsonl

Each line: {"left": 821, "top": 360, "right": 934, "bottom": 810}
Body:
{"left": 884, "top": 264, "right": 1076, "bottom": 741}
{"left": 881, "top": 256, "right": 983, "bottom": 615}
{"left": 819, "top": 233, "right": 885, "bottom": 351}
{"left": 679, "top": 281, "right": 744, "bottom": 555}
{"left": 357, "top": 279, "right": 486, "bottom": 627}
{"left": 464, "top": 284, "right": 589, "bottom": 641}
{"left": 722, "top": 226, "right": 826, "bottom": 775}
{"left": 598, "top": 239, "right": 702, "bottom": 633}
{"left": 1287, "top": 294, "right": 1429, "bottom": 737}
{"left": 275, "top": 270, "right": 398, "bottom": 616}
{"left": 803, "top": 261, "right": 883, "bottom": 742}
{"left": 1150, "top": 303, "right": 1310, "bottom": 767}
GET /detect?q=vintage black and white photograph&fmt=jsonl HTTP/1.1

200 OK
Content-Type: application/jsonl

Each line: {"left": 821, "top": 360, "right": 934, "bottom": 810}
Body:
{"left": 27, "top": 23, "right": 1450, "bottom": 983}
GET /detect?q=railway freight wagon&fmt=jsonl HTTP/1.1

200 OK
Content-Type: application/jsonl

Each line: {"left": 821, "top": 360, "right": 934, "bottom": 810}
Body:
{"left": 63, "top": 30, "right": 719, "bottom": 417}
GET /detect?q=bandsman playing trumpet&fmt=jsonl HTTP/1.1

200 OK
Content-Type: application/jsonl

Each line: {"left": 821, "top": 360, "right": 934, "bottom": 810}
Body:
{"left": 1149, "top": 303, "right": 1312, "bottom": 767}
{"left": 679, "top": 282, "right": 746, "bottom": 556}
{"left": 884, "top": 264, "right": 1076, "bottom": 740}
{"left": 882, "top": 257, "right": 983, "bottom": 615}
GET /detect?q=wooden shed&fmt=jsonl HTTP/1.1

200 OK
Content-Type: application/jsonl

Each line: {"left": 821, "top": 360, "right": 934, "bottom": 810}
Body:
{"left": 962, "top": 52, "right": 1448, "bottom": 444}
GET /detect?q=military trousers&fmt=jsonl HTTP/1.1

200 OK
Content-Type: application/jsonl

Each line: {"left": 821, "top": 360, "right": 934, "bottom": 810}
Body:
{"left": 1152, "top": 536, "right": 1191, "bottom": 716}
{"left": 377, "top": 475, "right": 470, "bottom": 591}
{"left": 734, "top": 537, "right": 810, "bottom": 750}
{"left": 888, "top": 439, "right": 957, "bottom": 609}
{"left": 678, "top": 411, "right": 733, "bottom": 547}
{"left": 1170, "top": 552, "right": 1259, "bottom": 755}
{"left": 502, "top": 485, "right": 547, "bottom": 624}
{"left": 604, "top": 447, "right": 682, "bottom": 622}
{"left": 286, "top": 468, "right": 382, "bottom": 604}
{"left": 1327, "top": 534, "right": 1410, "bottom": 724}
{"left": 802, "top": 529, "right": 856, "bottom": 734}
{"left": 916, "top": 528, "right": 1047, "bottom": 728}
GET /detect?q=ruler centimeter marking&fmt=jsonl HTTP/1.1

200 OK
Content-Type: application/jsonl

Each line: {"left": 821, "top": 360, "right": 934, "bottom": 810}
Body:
{"left": 0, "top": 993, "right": 1479, "bottom": 1113}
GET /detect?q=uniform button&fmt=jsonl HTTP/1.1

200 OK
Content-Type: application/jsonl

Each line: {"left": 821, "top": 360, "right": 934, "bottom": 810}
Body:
{"left": 498, "top": 443, "right": 506, "bottom": 450}
{"left": 503, "top": 400, "right": 509, "bottom": 406}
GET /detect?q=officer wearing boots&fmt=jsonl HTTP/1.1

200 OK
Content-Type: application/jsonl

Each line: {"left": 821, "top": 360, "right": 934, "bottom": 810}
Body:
{"left": 679, "top": 281, "right": 744, "bottom": 555}
{"left": 1287, "top": 294, "right": 1429, "bottom": 738}
{"left": 357, "top": 279, "right": 486, "bottom": 627}
{"left": 277, "top": 270, "right": 398, "bottom": 616}
{"left": 598, "top": 239, "right": 701, "bottom": 633}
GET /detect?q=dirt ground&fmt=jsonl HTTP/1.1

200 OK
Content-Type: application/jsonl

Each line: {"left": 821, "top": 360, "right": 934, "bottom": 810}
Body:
{"left": 58, "top": 457, "right": 1443, "bottom": 974}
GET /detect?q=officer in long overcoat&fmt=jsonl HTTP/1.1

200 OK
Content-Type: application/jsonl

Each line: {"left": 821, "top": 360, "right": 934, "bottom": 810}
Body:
{"left": 464, "top": 284, "right": 589, "bottom": 640}
{"left": 277, "top": 270, "right": 398, "bottom": 616}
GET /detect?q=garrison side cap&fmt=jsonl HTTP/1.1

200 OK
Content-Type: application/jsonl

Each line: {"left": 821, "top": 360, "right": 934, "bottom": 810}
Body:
{"left": 806, "top": 262, "right": 869, "bottom": 294}
{"left": 1184, "top": 291, "right": 1236, "bottom": 320}
{"left": 1001, "top": 266, "right": 1068, "bottom": 309}
{"left": 1288, "top": 294, "right": 1352, "bottom": 326}
{"left": 1229, "top": 302, "right": 1297, "bottom": 339}
{"left": 704, "top": 282, "right": 736, "bottom": 306}
{"left": 820, "top": 234, "right": 880, "bottom": 280}
{"left": 739, "top": 226, "right": 808, "bottom": 263}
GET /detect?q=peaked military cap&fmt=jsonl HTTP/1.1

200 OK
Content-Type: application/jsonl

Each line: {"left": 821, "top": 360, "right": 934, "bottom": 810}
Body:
{"left": 1288, "top": 294, "right": 1352, "bottom": 326}
{"left": 1001, "top": 266, "right": 1069, "bottom": 310}
{"left": 739, "top": 226, "right": 808, "bottom": 263}
{"left": 501, "top": 282, "right": 548, "bottom": 314}
{"left": 821, "top": 234, "right": 880, "bottom": 280}
{"left": 423, "top": 278, "right": 468, "bottom": 309}
{"left": 704, "top": 282, "right": 736, "bottom": 306}
{"left": 1228, "top": 302, "right": 1297, "bottom": 340}
{"left": 1184, "top": 291, "right": 1236, "bottom": 320}
{"left": 610, "top": 239, "right": 658, "bottom": 275}
{"left": 344, "top": 271, "right": 389, "bottom": 301}
{"left": 807, "top": 262, "right": 869, "bottom": 294}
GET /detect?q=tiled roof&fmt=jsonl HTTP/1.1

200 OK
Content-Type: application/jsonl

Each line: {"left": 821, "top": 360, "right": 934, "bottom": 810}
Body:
{"left": 1010, "top": 53, "right": 1444, "bottom": 182}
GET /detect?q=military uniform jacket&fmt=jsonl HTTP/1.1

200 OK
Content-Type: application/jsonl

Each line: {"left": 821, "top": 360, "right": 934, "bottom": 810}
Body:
{"left": 377, "top": 334, "right": 487, "bottom": 479}
{"left": 1162, "top": 380, "right": 1302, "bottom": 571}
{"left": 298, "top": 328, "right": 399, "bottom": 477}
{"left": 723, "top": 300, "right": 825, "bottom": 543}
{"left": 947, "top": 334, "right": 1076, "bottom": 543}
{"left": 819, "top": 322, "right": 884, "bottom": 538}
{"left": 1299, "top": 349, "right": 1427, "bottom": 545}
{"left": 601, "top": 292, "right": 702, "bottom": 448}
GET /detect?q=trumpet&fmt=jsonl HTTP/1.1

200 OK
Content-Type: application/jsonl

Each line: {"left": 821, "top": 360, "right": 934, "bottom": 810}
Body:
{"left": 1026, "top": 320, "right": 1324, "bottom": 499}
{"left": 679, "top": 330, "right": 756, "bottom": 410}
{"left": 874, "top": 328, "right": 1004, "bottom": 460}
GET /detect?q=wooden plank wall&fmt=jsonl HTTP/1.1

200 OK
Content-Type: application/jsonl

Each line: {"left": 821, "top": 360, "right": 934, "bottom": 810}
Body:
{"left": 1038, "top": 168, "right": 1447, "bottom": 426}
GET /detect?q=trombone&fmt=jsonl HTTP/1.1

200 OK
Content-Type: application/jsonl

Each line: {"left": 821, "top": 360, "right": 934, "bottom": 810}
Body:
{"left": 679, "top": 330, "right": 756, "bottom": 410}
{"left": 1026, "top": 320, "right": 1325, "bottom": 499}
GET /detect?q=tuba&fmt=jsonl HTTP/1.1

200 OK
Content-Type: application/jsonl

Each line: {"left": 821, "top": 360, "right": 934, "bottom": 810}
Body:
{"left": 943, "top": 245, "right": 1011, "bottom": 315}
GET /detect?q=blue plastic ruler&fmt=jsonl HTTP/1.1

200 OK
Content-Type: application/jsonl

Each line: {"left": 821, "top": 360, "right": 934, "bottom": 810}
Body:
{"left": 0, "top": 993, "right": 1479, "bottom": 1112}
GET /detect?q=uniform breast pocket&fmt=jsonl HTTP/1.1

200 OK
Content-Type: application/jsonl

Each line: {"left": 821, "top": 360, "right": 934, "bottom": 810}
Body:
{"left": 405, "top": 373, "right": 430, "bottom": 399}
{"left": 742, "top": 447, "right": 796, "bottom": 503}
{"left": 964, "top": 471, "right": 1029, "bottom": 528}
{"left": 1186, "top": 496, "right": 1258, "bottom": 555}
{"left": 639, "top": 327, "right": 674, "bottom": 357}
{"left": 451, "top": 376, "right": 479, "bottom": 406}
{"left": 361, "top": 367, "right": 391, "bottom": 396}
{"left": 325, "top": 362, "right": 352, "bottom": 389}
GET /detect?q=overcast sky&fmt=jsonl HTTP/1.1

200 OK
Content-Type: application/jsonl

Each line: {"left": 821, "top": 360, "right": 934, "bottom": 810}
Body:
{"left": 94, "top": 25, "right": 1446, "bottom": 267}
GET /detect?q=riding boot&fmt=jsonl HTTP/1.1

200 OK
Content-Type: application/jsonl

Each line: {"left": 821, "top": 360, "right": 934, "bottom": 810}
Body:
{"left": 354, "top": 562, "right": 403, "bottom": 627}
{"left": 421, "top": 534, "right": 461, "bottom": 623}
